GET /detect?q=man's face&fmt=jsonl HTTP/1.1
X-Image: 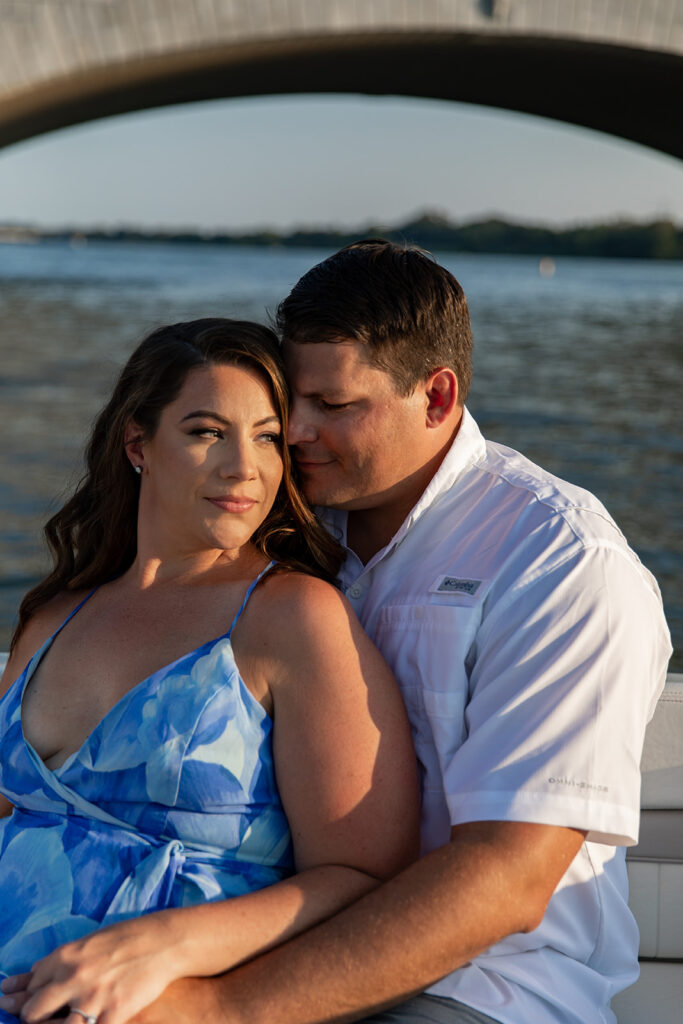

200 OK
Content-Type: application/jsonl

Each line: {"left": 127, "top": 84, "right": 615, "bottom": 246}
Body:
{"left": 284, "top": 338, "right": 433, "bottom": 512}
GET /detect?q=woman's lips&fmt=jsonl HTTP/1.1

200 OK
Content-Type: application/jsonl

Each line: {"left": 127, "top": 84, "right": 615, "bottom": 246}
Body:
{"left": 206, "top": 496, "right": 256, "bottom": 512}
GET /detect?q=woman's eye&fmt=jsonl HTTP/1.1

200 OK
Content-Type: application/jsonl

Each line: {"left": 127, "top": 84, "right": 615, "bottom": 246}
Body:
{"left": 191, "top": 427, "right": 222, "bottom": 439}
{"left": 258, "top": 432, "right": 281, "bottom": 444}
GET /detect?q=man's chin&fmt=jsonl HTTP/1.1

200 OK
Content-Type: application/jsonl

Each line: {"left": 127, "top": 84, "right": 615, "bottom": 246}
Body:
{"left": 303, "top": 488, "right": 342, "bottom": 509}
{"left": 304, "top": 488, "right": 366, "bottom": 511}
{"left": 297, "top": 468, "right": 367, "bottom": 510}
{"left": 298, "top": 476, "right": 340, "bottom": 509}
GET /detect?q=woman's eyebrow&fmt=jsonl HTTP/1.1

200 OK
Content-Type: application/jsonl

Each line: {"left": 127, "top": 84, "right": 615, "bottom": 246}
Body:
{"left": 180, "top": 410, "right": 280, "bottom": 427}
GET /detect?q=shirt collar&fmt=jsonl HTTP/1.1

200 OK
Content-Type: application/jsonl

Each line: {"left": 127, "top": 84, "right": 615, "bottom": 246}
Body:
{"left": 318, "top": 406, "right": 486, "bottom": 567}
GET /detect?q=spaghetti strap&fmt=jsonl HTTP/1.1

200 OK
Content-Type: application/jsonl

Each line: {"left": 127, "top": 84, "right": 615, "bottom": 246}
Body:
{"left": 12, "top": 587, "right": 100, "bottom": 691}
{"left": 51, "top": 587, "right": 99, "bottom": 641}
{"left": 226, "top": 561, "right": 276, "bottom": 637}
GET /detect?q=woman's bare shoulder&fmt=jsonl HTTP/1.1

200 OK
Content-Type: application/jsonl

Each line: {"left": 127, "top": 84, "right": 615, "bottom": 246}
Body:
{"left": 0, "top": 590, "right": 90, "bottom": 695}
{"left": 249, "top": 570, "right": 381, "bottom": 689}
{"left": 258, "top": 571, "right": 352, "bottom": 633}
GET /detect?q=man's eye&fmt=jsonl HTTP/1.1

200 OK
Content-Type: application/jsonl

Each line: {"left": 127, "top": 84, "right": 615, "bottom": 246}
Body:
{"left": 319, "top": 400, "right": 350, "bottom": 411}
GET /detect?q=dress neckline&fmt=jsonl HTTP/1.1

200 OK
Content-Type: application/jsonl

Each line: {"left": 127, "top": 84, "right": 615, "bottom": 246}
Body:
{"left": 16, "top": 560, "right": 276, "bottom": 776}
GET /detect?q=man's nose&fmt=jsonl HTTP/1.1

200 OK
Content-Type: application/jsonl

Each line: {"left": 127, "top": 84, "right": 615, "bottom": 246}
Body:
{"left": 287, "top": 400, "right": 317, "bottom": 445}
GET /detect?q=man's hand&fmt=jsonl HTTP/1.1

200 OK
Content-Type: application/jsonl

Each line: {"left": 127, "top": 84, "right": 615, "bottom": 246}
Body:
{"left": 127, "top": 977, "right": 223, "bottom": 1024}
{"left": 128, "top": 820, "right": 586, "bottom": 1024}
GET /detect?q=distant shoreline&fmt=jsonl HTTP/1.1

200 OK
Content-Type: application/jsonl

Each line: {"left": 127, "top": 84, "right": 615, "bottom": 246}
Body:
{"left": 1, "top": 212, "right": 682, "bottom": 260}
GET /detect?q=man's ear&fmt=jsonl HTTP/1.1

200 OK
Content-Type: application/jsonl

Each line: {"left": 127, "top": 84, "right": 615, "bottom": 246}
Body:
{"left": 425, "top": 369, "right": 459, "bottom": 427}
{"left": 123, "top": 420, "right": 146, "bottom": 472}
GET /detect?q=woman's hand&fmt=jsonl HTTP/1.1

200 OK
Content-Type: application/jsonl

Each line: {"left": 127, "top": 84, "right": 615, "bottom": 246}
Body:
{"left": 0, "top": 914, "right": 186, "bottom": 1024}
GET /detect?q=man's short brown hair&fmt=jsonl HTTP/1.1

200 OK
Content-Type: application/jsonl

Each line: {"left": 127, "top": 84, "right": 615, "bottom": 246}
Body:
{"left": 276, "top": 239, "right": 473, "bottom": 401}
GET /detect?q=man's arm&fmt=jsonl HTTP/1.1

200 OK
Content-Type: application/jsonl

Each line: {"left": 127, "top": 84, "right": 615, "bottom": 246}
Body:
{"left": 131, "top": 819, "right": 585, "bottom": 1024}
{"left": 131, "top": 537, "right": 665, "bottom": 1024}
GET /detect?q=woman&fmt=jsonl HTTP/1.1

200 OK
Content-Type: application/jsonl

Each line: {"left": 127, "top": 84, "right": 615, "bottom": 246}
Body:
{"left": 0, "top": 319, "right": 419, "bottom": 1024}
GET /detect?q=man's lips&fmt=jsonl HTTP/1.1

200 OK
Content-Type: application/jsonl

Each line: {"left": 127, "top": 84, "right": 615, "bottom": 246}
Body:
{"left": 206, "top": 496, "right": 256, "bottom": 512}
{"left": 294, "top": 457, "right": 335, "bottom": 471}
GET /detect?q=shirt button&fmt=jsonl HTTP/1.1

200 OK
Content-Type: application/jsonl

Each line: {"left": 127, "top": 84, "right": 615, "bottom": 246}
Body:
{"left": 348, "top": 584, "right": 363, "bottom": 599}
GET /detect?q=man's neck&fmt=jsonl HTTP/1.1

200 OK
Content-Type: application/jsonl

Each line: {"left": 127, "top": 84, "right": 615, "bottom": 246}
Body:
{"left": 346, "top": 503, "right": 411, "bottom": 566}
{"left": 345, "top": 430, "right": 459, "bottom": 565}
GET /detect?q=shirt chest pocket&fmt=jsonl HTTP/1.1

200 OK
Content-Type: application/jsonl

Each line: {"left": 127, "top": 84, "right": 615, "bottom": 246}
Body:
{"left": 372, "top": 602, "right": 479, "bottom": 728}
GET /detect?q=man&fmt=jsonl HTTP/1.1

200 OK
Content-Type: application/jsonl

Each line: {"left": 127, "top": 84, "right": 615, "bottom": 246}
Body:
{"left": 134, "top": 240, "right": 671, "bottom": 1024}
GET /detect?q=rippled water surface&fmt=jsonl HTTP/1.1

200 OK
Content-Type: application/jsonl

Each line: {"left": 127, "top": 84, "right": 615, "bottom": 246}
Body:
{"left": 1, "top": 242, "right": 681, "bottom": 668}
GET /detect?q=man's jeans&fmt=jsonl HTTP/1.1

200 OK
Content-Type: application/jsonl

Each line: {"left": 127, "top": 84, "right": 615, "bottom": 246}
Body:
{"left": 359, "top": 994, "right": 502, "bottom": 1024}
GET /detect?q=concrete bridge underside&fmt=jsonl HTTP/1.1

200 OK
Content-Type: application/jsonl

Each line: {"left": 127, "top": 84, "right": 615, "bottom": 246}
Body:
{"left": 1, "top": 2, "right": 681, "bottom": 158}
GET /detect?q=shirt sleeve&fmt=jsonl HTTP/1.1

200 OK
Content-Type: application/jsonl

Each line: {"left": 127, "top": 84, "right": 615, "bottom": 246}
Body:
{"left": 441, "top": 524, "right": 672, "bottom": 846}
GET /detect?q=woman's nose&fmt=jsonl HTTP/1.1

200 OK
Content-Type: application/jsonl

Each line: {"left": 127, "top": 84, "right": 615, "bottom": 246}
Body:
{"left": 218, "top": 440, "right": 257, "bottom": 479}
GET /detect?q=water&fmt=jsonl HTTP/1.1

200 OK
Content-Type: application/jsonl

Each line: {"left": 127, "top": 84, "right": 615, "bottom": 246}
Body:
{"left": 1, "top": 241, "right": 681, "bottom": 669}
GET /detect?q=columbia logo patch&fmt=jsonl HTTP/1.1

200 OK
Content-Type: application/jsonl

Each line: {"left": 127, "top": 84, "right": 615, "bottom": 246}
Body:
{"left": 430, "top": 575, "right": 483, "bottom": 596}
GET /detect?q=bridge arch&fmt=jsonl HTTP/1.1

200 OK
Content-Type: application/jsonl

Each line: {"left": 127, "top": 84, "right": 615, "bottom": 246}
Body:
{"left": 0, "top": 1, "right": 681, "bottom": 158}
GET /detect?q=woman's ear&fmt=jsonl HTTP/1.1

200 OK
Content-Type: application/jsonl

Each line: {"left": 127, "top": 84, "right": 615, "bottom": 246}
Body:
{"left": 425, "top": 369, "right": 459, "bottom": 427}
{"left": 123, "top": 421, "right": 145, "bottom": 474}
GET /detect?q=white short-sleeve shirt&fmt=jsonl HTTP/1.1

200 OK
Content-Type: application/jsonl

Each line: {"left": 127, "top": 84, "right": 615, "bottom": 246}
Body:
{"left": 320, "top": 408, "right": 672, "bottom": 1024}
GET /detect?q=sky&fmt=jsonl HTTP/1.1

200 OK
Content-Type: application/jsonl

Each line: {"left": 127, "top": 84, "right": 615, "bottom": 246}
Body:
{"left": 0, "top": 94, "right": 682, "bottom": 231}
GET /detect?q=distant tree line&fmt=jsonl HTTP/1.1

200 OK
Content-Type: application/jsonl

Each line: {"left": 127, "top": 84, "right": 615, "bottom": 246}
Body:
{"left": 385, "top": 213, "right": 683, "bottom": 260}
{"left": 2, "top": 211, "right": 682, "bottom": 259}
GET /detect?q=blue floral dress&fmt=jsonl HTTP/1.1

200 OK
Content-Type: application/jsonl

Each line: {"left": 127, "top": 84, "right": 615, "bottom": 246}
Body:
{"left": 0, "top": 564, "right": 293, "bottom": 1002}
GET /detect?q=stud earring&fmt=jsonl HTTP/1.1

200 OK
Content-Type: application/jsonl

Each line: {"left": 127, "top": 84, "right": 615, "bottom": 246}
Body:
{"left": 134, "top": 465, "right": 142, "bottom": 475}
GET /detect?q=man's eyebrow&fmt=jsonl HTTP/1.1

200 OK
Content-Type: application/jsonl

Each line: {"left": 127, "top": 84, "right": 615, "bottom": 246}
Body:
{"left": 296, "top": 388, "right": 349, "bottom": 399}
{"left": 180, "top": 410, "right": 281, "bottom": 427}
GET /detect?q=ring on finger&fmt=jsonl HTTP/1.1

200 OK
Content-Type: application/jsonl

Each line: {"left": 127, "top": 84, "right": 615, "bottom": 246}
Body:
{"left": 70, "top": 1008, "right": 98, "bottom": 1024}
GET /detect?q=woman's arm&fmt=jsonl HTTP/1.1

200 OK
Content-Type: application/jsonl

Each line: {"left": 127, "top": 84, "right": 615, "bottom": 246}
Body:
{"left": 0, "top": 605, "right": 78, "bottom": 824}
{"left": 5, "top": 576, "right": 419, "bottom": 1024}
{"left": 0, "top": 593, "right": 87, "bottom": 826}
{"left": 166, "top": 574, "right": 420, "bottom": 975}
{"left": 268, "top": 573, "right": 420, "bottom": 881}
{"left": 0, "top": 590, "right": 86, "bottom": 703}
{"left": 0, "top": 647, "right": 19, "bottom": 822}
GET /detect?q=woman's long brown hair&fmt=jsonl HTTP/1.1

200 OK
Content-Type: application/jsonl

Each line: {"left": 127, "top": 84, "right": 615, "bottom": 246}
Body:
{"left": 11, "top": 319, "right": 344, "bottom": 650}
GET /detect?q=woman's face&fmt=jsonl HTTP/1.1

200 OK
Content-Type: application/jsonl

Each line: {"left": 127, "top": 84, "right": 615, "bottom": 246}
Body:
{"left": 135, "top": 362, "right": 284, "bottom": 559}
